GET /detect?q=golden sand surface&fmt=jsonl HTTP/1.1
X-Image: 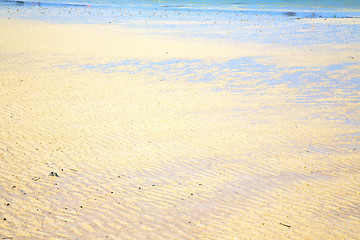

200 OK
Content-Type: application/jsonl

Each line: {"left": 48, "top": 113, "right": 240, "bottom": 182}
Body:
{"left": 0, "top": 18, "right": 360, "bottom": 239}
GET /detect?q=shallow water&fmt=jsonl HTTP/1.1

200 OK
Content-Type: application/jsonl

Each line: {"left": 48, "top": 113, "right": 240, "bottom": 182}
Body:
{"left": 2, "top": 0, "right": 360, "bottom": 12}
{"left": 1, "top": 0, "right": 360, "bottom": 23}
{"left": 1, "top": 0, "right": 360, "bottom": 46}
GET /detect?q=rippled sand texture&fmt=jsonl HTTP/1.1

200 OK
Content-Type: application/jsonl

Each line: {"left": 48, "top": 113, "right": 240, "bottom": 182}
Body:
{"left": 0, "top": 18, "right": 360, "bottom": 239}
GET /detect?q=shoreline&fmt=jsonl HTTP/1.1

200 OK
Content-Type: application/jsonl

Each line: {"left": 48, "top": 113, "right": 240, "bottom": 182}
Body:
{"left": 2, "top": 2, "right": 360, "bottom": 48}
{"left": 2, "top": 0, "right": 360, "bottom": 14}
{"left": 2, "top": 0, "right": 360, "bottom": 27}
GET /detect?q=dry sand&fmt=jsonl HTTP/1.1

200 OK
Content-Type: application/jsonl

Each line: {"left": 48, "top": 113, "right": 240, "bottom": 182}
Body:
{"left": 0, "top": 18, "right": 359, "bottom": 239}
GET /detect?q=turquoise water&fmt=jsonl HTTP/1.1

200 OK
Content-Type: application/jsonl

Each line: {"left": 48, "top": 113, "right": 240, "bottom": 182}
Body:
{"left": 3, "top": 0, "right": 360, "bottom": 11}
{"left": 1, "top": 0, "right": 360, "bottom": 16}
{"left": 83, "top": 0, "right": 360, "bottom": 13}
{"left": 29, "top": 0, "right": 360, "bottom": 11}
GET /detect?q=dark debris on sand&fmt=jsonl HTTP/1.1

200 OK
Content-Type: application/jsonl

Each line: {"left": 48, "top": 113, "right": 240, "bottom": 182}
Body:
{"left": 49, "top": 172, "right": 59, "bottom": 177}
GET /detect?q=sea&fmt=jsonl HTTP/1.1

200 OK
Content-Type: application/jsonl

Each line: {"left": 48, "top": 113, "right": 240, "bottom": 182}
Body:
{"left": 2, "top": 0, "right": 360, "bottom": 12}
{"left": 1, "top": 0, "right": 360, "bottom": 19}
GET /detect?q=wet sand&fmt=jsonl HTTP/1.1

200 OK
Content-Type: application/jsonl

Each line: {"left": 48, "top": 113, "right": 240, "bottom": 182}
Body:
{"left": 0, "top": 17, "right": 360, "bottom": 239}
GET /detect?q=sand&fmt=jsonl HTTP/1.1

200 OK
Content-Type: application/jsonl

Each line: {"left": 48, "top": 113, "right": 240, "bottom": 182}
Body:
{"left": 0, "top": 17, "right": 359, "bottom": 239}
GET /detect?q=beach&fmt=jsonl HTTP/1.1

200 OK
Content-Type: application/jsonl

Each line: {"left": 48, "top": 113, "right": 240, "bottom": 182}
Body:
{"left": 0, "top": 2, "right": 360, "bottom": 239}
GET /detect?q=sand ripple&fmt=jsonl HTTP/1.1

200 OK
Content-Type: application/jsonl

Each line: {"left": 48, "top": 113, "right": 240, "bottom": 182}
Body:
{"left": 0, "top": 19, "right": 360, "bottom": 239}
